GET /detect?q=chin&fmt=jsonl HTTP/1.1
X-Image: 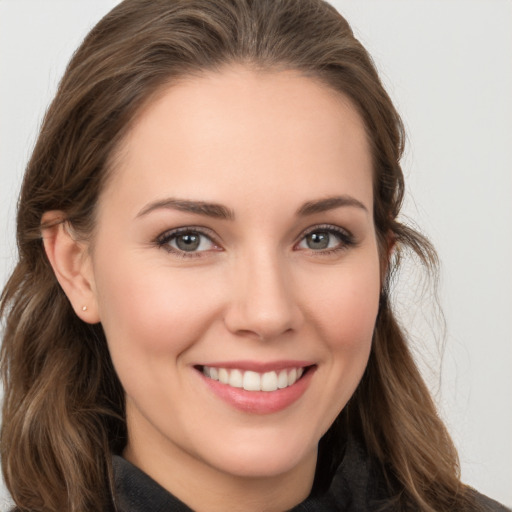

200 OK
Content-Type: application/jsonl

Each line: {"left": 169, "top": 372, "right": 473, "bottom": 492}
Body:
{"left": 197, "top": 429, "right": 318, "bottom": 479}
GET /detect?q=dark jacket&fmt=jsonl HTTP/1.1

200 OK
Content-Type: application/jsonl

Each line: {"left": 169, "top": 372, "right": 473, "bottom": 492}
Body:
{"left": 112, "top": 439, "right": 510, "bottom": 512}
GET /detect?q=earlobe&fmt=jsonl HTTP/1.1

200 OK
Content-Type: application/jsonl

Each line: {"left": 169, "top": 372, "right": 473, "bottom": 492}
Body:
{"left": 41, "top": 211, "right": 100, "bottom": 324}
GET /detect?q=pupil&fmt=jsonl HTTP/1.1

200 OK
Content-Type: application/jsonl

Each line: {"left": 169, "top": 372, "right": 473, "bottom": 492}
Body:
{"left": 176, "top": 233, "right": 200, "bottom": 251}
{"left": 307, "top": 232, "right": 329, "bottom": 250}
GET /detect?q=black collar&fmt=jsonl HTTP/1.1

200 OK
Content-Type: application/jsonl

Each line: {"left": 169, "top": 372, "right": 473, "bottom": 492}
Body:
{"left": 112, "top": 439, "right": 384, "bottom": 511}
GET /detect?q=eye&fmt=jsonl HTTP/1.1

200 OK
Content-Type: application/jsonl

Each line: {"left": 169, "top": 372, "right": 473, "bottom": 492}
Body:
{"left": 296, "top": 225, "right": 354, "bottom": 252}
{"left": 156, "top": 228, "right": 219, "bottom": 256}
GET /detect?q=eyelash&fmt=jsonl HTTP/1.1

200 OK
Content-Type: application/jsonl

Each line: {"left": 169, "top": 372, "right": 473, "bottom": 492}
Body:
{"left": 155, "top": 226, "right": 220, "bottom": 258}
{"left": 155, "top": 224, "right": 356, "bottom": 258}
{"left": 297, "top": 224, "right": 356, "bottom": 255}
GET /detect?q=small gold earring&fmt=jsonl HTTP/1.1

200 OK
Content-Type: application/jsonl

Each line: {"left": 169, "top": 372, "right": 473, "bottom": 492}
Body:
{"left": 82, "top": 306, "right": 88, "bottom": 312}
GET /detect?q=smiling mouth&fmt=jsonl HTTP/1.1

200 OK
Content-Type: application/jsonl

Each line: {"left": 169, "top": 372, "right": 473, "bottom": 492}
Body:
{"left": 197, "top": 365, "right": 312, "bottom": 392}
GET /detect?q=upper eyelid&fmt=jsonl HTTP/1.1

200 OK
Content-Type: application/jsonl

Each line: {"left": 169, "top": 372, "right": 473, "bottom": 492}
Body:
{"left": 301, "top": 223, "right": 350, "bottom": 234}
{"left": 156, "top": 225, "right": 219, "bottom": 243}
{"left": 295, "top": 223, "right": 353, "bottom": 241}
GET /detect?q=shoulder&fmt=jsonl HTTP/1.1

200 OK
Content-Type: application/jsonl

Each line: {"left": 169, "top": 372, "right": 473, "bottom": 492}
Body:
{"left": 325, "top": 438, "right": 511, "bottom": 512}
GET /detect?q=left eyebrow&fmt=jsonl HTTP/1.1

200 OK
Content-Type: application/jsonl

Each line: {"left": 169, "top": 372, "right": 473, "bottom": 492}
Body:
{"left": 296, "top": 195, "right": 368, "bottom": 216}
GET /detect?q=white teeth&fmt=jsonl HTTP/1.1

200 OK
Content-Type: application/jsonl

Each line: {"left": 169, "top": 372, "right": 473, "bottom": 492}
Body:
{"left": 261, "top": 371, "right": 278, "bottom": 392}
{"left": 243, "top": 371, "right": 261, "bottom": 391}
{"left": 202, "top": 366, "right": 307, "bottom": 392}
{"left": 218, "top": 368, "right": 229, "bottom": 384}
{"left": 229, "top": 369, "right": 243, "bottom": 388}
{"left": 277, "top": 369, "right": 288, "bottom": 389}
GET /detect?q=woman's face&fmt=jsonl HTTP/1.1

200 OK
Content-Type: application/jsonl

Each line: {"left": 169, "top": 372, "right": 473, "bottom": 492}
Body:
{"left": 87, "top": 67, "right": 381, "bottom": 489}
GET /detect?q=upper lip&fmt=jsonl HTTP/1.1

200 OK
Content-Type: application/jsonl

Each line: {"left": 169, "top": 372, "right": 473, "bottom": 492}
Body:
{"left": 195, "top": 360, "right": 315, "bottom": 373}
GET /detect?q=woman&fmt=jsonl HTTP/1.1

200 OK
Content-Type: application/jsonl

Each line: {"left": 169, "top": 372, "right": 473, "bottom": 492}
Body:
{"left": 0, "top": 0, "right": 508, "bottom": 511}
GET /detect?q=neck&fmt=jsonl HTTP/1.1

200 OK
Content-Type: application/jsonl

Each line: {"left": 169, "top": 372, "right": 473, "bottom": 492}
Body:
{"left": 124, "top": 436, "right": 317, "bottom": 512}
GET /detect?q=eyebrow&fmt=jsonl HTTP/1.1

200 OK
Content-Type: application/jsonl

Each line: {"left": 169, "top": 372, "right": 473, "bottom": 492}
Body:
{"left": 296, "top": 195, "right": 368, "bottom": 216}
{"left": 136, "top": 198, "right": 235, "bottom": 220}
{"left": 136, "top": 194, "right": 367, "bottom": 221}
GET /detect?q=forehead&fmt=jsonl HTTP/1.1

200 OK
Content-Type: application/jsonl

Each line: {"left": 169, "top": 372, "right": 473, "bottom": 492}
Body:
{"left": 103, "top": 66, "right": 373, "bottom": 214}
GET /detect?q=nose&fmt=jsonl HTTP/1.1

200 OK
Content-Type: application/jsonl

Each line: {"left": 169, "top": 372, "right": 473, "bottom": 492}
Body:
{"left": 223, "top": 250, "right": 303, "bottom": 341}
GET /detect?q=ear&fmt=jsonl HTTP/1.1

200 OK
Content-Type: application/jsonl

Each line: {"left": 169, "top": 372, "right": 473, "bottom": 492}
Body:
{"left": 41, "top": 211, "right": 100, "bottom": 324}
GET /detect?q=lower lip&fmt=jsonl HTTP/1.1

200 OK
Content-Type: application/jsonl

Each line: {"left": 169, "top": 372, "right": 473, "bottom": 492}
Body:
{"left": 198, "top": 367, "right": 315, "bottom": 414}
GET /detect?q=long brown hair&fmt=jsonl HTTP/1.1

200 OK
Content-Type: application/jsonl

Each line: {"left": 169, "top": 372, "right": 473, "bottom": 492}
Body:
{"left": 1, "top": 1, "right": 476, "bottom": 510}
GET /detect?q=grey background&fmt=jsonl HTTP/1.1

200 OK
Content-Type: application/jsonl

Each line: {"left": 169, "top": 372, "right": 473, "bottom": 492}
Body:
{"left": 1, "top": 0, "right": 511, "bottom": 509}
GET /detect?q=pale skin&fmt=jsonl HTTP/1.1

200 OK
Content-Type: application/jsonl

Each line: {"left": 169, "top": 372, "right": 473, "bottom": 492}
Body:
{"left": 43, "top": 67, "right": 383, "bottom": 512}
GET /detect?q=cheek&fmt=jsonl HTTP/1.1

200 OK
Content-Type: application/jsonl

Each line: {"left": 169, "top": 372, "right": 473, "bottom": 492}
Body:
{"left": 310, "top": 257, "right": 381, "bottom": 352}
{"left": 94, "top": 258, "right": 221, "bottom": 360}
{"left": 297, "top": 253, "right": 381, "bottom": 437}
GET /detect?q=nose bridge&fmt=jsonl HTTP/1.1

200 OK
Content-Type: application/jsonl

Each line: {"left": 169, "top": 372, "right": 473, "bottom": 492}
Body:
{"left": 224, "top": 245, "right": 302, "bottom": 340}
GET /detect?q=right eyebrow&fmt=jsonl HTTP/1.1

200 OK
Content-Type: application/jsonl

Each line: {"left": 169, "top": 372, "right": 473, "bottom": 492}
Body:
{"left": 135, "top": 198, "right": 235, "bottom": 221}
